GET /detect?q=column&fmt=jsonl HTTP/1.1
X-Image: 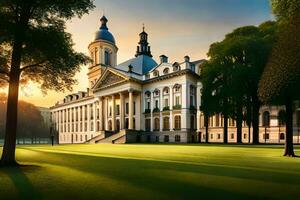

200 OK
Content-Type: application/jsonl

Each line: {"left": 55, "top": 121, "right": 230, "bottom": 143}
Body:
{"left": 160, "top": 88, "right": 163, "bottom": 131}
{"left": 136, "top": 92, "right": 141, "bottom": 130}
{"left": 150, "top": 90, "right": 154, "bottom": 131}
{"left": 120, "top": 93, "right": 125, "bottom": 129}
{"left": 93, "top": 102, "right": 97, "bottom": 132}
{"left": 170, "top": 87, "right": 174, "bottom": 131}
{"left": 105, "top": 97, "right": 109, "bottom": 130}
{"left": 129, "top": 90, "right": 134, "bottom": 130}
{"left": 82, "top": 105, "right": 86, "bottom": 132}
{"left": 66, "top": 108, "right": 69, "bottom": 133}
{"left": 87, "top": 104, "right": 91, "bottom": 132}
{"left": 111, "top": 95, "right": 116, "bottom": 131}
{"left": 99, "top": 97, "right": 104, "bottom": 131}
{"left": 197, "top": 82, "right": 202, "bottom": 131}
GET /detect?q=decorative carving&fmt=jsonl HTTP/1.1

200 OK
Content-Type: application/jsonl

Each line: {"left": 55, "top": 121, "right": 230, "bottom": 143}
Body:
{"left": 96, "top": 71, "right": 126, "bottom": 90}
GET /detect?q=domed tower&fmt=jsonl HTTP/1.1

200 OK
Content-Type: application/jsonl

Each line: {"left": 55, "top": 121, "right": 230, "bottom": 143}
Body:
{"left": 135, "top": 25, "right": 152, "bottom": 57}
{"left": 87, "top": 16, "right": 118, "bottom": 89}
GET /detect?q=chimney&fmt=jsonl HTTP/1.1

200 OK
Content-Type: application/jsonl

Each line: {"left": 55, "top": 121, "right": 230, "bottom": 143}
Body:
{"left": 159, "top": 55, "right": 168, "bottom": 63}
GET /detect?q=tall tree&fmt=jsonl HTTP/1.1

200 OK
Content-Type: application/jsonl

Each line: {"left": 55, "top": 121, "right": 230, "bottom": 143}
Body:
{"left": 0, "top": 0, "right": 94, "bottom": 166}
{"left": 201, "top": 22, "right": 276, "bottom": 144}
{"left": 259, "top": 1, "right": 300, "bottom": 156}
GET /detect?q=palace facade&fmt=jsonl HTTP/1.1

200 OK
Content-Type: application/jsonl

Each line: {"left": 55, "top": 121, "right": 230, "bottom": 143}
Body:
{"left": 50, "top": 16, "right": 300, "bottom": 144}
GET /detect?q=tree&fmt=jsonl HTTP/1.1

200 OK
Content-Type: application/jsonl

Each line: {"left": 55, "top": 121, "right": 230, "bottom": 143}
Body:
{"left": 259, "top": 2, "right": 300, "bottom": 156}
{"left": 201, "top": 22, "right": 276, "bottom": 144}
{"left": 0, "top": 0, "right": 94, "bottom": 166}
{"left": 0, "top": 93, "right": 47, "bottom": 141}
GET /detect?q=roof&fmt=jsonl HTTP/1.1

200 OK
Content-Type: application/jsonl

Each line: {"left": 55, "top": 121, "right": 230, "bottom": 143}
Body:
{"left": 115, "top": 55, "right": 158, "bottom": 75}
{"left": 94, "top": 16, "right": 116, "bottom": 44}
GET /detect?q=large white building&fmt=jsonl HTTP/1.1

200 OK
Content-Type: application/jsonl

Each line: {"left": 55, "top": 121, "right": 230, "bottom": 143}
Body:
{"left": 50, "top": 16, "right": 300, "bottom": 144}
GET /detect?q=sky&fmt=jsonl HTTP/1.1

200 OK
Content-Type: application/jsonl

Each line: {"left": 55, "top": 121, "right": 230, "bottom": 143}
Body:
{"left": 16, "top": 0, "right": 273, "bottom": 107}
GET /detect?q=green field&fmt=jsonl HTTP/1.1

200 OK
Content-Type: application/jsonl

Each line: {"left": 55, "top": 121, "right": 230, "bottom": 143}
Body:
{"left": 1, "top": 144, "right": 300, "bottom": 200}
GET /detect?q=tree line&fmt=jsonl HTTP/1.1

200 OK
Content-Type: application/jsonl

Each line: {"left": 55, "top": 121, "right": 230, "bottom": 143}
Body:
{"left": 201, "top": 0, "right": 300, "bottom": 157}
{"left": 0, "top": 93, "right": 48, "bottom": 141}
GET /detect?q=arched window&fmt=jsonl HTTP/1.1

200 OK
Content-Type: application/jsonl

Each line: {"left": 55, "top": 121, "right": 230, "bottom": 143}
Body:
{"left": 173, "top": 62, "right": 180, "bottom": 71}
{"left": 153, "top": 89, "right": 160, "bottom": 97}
{"left": 97, "top": 121, "right": 100, "bottom": 131}
{"left": 175, "top": 135, "right": 181, "bottom": 142}
{"left": 145, "top": 91, "right": 151, "bottom": 98}
{"left": 153, "top": 70, "right": 159, "bottom": 77}
{"left": 163, "top": 117, "right": 170, "bottom": 130}
{"left": 163, "top": 68, "right": 169, "bottom": 75}
{"left": 154, "top": 118, "right": 160, "bottom": 131}
{"left": 173, "top": 84, "right": 181, "bottom": 93}
{"left": 105, "top": 50, "right": 110, "bottom": 66}
{"left": 116, "top": 119, "right": 120, "bottom": 131}
{"left": 278, "top": 110, "right": 286, "bottom": 126}
{"left": 174, "top": 115, "right": 181, "bottom": 130}
{"left": 280, "top": 133, "right": 285, "bottom": 140}
{"left": 163, "top": 87, "right": 169, "bottom": 95}
{"left": 263, "top": 111, "right": 270, "bottom": 127}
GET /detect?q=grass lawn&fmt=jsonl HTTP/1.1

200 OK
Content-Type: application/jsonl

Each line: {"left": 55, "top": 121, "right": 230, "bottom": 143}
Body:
{"left": 1, "top": 144, "right": 300, "bottom": 200}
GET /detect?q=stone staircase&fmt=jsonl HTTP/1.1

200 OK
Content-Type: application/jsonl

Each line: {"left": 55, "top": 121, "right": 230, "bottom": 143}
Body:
{"left": 96, "top": 130, "right": 127, "bottom": 144}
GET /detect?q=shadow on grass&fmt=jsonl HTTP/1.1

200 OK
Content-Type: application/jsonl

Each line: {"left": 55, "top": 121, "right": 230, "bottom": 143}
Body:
{"left": 20, "top": 148, "right": 300, "bottom": 200}
{"left": 0, "top": 164, "right": 42, "bottom": 200}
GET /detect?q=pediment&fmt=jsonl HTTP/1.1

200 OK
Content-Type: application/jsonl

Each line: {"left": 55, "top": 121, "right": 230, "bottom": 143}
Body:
{"left": 93, "top": 69, "right": 128, "bottom": 91}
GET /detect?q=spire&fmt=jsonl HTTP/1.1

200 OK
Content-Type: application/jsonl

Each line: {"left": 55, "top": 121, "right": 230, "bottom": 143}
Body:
{"left": 100, "top": 15, "right": 108, "bottom": 30}
{"left": 135, "top": 24, "right": 152, "bottom": 57}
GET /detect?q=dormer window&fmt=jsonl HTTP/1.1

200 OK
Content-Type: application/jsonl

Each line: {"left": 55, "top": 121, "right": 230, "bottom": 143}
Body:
{"left": 163, "top": 68, "right": 169, "bottom": 75}
{"left": 145, "top": 74, "right": 150, "bottom": 79}
{"left": 173, "top": 62, "right": 180, "bottom": 71}
{"left": 153, "top": 70, "right": 159, "bottom": 77}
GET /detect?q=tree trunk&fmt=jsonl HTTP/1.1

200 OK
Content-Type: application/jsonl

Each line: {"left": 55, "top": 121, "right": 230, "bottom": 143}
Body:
{"left": 252, "top": 95, "right": 260, "bottom": 144}
{"left": 284, "top": 98, "right": 295, "bottom": 157}
{"left": 204, "top": 114, "right": 209, "bottom": 143}
{"left": 0, "top": 71, "right": 21, "bottom": 166}
{"left": 223, "top": 114, "right": 228, "bottom": 144}
{"left": 0, "top": 22, "right": 24, "bottom": 166}
{"left": 236, "top": 105, "right": 243, "bottom": 144}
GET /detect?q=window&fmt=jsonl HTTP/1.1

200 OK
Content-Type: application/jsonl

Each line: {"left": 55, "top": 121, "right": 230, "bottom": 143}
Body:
{"left": 190, "top": 115, "right": 195, "bottom": 130}
{"left": 175, "top": 135, "right": 181, "bottom": 142}
{"left": 164, "top": 99, "right": 169, "bottom": 107}
{"left": 244, "top": 133, "right": 247, "bottom": 139}
{"left": 174, "top": 84, "right": 181, "bottom": 93}
{"left": 145, "top": 91, "right": 151, "bottom": 98}
{"left": 263, "top": 111, "right": 270, "bottom": 127}
{"left": 154, "top": 89, "right": 160, "bottom": 97}
{"left": 163, "top": 117, "right": 170, "bottom": 130}
{"left": 278, "top": 110, "right": 286, "bottom": 126}
{"left": 263, "top": 133, "right": 270, "bottom": 140}
{"left": 155, "top": 100, "right": 159, "bottom": 109}
{"left": 90, "top": 122, "right": 94, "bottom": 131}
{"left": 175, "top": 96, "right": 180, "bottom": 105}
{"left": 218, "top": 134, "right": 221, "bottom": 139}
{"left": 215, "top": 114, "right": 220, "bottom": 127}
{"left": 147, "top": 101, "right": 150, "bottom": 109}
{"left": 280, "top": 133, "right": 285, "bottom": 140}
{"left": 172, "top": 116, "right": 180, "bottom": 130}
{"left": 156, "top": 136, "right": 159, "bottom": 142}
{"left": 164, "top": 135, "right": 169, "bottom": 142}
{"left": 163, "top": 87, "right": 169, "bottom": 95}
{"left": 231, "top": 133, "right": 234, "bottom": 139}
{"left": 211, "top": 134, "right": 213, "bottom": 139}
{"left": 116, "top": 105, "right": 120, "bottom": 115}
{"left": 125, "top": 103, "right": 129, "bottom": 114}
{"left": 153, "top": 70, "right": 159, "bottom": 77}
{"left": 145, "top": 74, "right": 150, "bottom": 79}
{"left": 109, "top": 106, "right": 112, "bottom": 117}
{"left": 97, "top": 121, "right": 100, "bottom": 131}
{"left": 154, "top": 118, "right": 160, "bottom": 131}
{"left": 105, "top": 50, "right": 110, "bottom": 65}
{"left": 163, "top": 68, "right": 169, "bottom": 75}
{"left": 145, "top": 119, "right": 151, "bottom": 131}
{"left": 134, "top": 102, "right": 136, "bottom": 115}
{"left": 173, "top": 62, "right": 180, "bottom": 71}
